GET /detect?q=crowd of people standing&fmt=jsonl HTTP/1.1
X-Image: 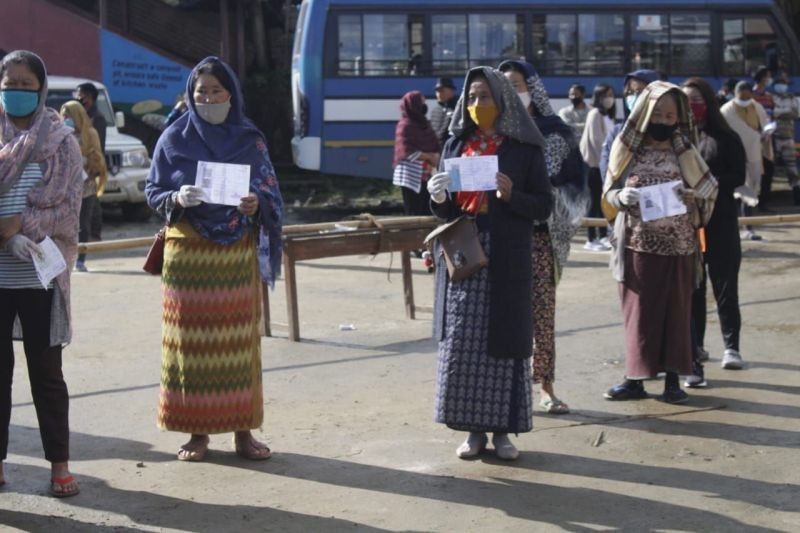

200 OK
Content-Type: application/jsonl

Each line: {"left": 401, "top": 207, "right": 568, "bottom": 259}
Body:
{"left": 0, "top": 42, "right": 796, "bottom": 499}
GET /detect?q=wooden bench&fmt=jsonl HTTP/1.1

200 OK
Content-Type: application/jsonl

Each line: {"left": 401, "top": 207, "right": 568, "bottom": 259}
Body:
{"left": 263, "top": 215, "right": 439, "bottom": 341}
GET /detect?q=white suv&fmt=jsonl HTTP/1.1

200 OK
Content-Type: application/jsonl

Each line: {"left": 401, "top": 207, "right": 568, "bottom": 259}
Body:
{"left": 46, "top": 76, "right": 152, "bottom": 221}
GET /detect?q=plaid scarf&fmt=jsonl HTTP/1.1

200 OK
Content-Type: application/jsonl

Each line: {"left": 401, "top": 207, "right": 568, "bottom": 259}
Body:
{"left": 603, "top": 81, "right": 717, "bottom": 225}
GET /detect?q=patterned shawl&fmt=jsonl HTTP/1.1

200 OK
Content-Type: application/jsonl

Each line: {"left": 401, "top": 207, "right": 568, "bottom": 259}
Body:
{"left": 0, "top": 52, "right": 84, "bottom": 343}
{"left": 449, "top": 67, "right": 544, "bottom": 148}
{"left": 603, "top": 81, "right": 717, "bottom": 225}
{"left": 498, "top": 60, "right": 589, "bottom": 279}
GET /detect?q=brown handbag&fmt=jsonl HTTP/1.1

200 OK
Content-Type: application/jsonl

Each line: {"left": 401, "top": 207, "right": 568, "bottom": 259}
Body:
{"left": 142, "top": 227, "right": 166, "bottom": 275}
{"left": 424, "top": 214, "right": 487, "bottom": 281}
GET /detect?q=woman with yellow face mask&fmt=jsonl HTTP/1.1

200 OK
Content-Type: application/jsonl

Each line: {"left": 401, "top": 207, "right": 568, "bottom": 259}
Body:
{"left": 427, "top": 67, "right": 552, "bottom": 461}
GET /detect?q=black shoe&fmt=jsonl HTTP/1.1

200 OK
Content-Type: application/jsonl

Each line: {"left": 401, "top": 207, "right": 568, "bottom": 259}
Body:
{"left": 684, "top": 360, "right": 707, "bottom": 388}
{"left": 603, "top": 380, "right": 647, "bottom": 400}
{"left": 660, "top": 387, "right": 689, "bottom": 404}
{"left": 793, "top": 186, "right": 800, "bottom": 206}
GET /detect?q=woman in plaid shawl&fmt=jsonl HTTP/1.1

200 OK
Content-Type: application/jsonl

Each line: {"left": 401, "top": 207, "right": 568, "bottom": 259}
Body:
{"left": 601, "top": 81, "right": 717, "bottom": 404}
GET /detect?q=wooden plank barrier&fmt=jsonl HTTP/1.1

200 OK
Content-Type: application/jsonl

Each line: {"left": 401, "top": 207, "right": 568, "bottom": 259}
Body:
{"left": 276, "top": 215, "right": 438, "bottom": 341}
{"left": 77, "top": 212, "right": 800, "bottom": 342}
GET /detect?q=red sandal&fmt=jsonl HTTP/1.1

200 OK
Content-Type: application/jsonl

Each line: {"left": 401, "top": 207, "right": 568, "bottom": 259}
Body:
{"left": 50, "top": 474, "right": 80, "bottom": 498}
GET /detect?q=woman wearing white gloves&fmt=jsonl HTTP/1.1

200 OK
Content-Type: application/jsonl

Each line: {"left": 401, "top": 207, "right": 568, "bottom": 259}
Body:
{"left": 0, "top": 51, "right": 83, "bottom": 497}
{"left": 145, "top": 57, "right": 283, "bottom": 463}
{"left": 602, "top": 81, "right": 718, "bottom": 404}
{"left": 429, "top": 67, "right": 551, "bottom": 461}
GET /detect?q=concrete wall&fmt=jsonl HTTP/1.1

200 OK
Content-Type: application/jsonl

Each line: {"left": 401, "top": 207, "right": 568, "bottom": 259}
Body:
{"left": 0, "top": 0, "right": 101, "bottom": 79}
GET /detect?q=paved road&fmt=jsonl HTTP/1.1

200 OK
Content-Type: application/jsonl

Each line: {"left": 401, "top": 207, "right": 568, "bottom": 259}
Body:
{"left": 1, "top": 221, "right": 799, "bottom": 532}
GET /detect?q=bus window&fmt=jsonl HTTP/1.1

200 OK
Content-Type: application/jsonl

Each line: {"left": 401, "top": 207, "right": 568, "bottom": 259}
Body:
{"left": 532, "top": 14, "right": 577, "bottom": 75}
{"left": 432, "top": 14, "right": 468, "bottom": 75}
{"left": 468, "top": 14, "right": 524, "bottom": 66}
{"left": 364, "top": 14, "right": 409, "bottom": 75}
{"left": 723, "top": 17, "right": 778, "bottom": 76}
{"left": 338, "top": 14, "right": 362, "bottom": 76}
{"left": 670, "top": 14, "right": 711, "bottom": 75}
{"left": 631, "top": 14, "right": 669, "bottom": 73}
{"left": 578, "top": 14, "right": 625, "bottom": 75}
{"left": 336, "top": 13, "right": 414, "bottom": 76}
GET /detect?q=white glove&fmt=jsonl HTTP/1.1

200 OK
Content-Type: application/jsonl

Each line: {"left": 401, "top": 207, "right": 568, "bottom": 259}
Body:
{"left": 427, "top": 172, "right": 452, "bottom": 204}
{"left": 618, "top": 187, "right": 640, "bottom": 206}
{"left": 5, "top": 234, "right": 42, "bottom": 262}
{"left": 177, "top": 185, "right": 203, "bottom": 207}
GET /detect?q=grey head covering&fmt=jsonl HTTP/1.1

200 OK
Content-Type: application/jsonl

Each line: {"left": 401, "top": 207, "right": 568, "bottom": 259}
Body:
{"left": 449, "top": 66, "right": 544, "bottom": 148}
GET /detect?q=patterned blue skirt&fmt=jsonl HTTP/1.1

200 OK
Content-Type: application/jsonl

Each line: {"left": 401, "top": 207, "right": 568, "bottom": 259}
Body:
{"left": 434, "top": 231, "right": 533, "bottom": 434}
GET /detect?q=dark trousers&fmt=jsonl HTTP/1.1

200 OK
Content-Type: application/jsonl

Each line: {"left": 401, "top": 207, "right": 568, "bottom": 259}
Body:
{"left": 0, "top": 289, "right": 70, "bottom": 462}
{"left": 586, "top": 167, "right": 608, "bottom": 241}
{"left": 759, "top": 157, "right": 774, "bottom": 208}
{"left": 402, "top": 185, "right": 432, "bottom": 217}
{"left": 691, "top": 232, "right": 742, "bottom": 352}
{"left": 78, "top": 195, "right": 101, "bottom": 263}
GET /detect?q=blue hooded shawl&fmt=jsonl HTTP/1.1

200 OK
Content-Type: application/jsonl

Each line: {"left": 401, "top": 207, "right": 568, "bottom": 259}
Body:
{"left": 145, "top": 57, "right": 283, "bottom": 287}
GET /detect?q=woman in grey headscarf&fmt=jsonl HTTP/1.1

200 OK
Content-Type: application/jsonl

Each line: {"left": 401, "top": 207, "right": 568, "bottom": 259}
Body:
{"left": 499, "top": 60, "right": 589, "bottom": 415}
{"left": 426, "top": 67, "right": 552, "bottom": 460}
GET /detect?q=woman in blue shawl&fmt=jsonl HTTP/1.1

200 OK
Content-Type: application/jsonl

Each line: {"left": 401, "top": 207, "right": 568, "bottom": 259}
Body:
{"left": 500, "top": 60, "right": 590, "bottom": 415}
{"left": 145, "top": 57, "right": 283, "bottom": 462}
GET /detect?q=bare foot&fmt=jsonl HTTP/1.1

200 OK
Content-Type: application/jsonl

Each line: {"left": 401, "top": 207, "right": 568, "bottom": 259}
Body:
{"left": 50, "top": 462, "right": 79, "bottom": 498}
{"left": 177, "top": 434, "right": 210, "bottom": 462}
{"left": 234, "top": 431, "right": 271, "bottom": 460}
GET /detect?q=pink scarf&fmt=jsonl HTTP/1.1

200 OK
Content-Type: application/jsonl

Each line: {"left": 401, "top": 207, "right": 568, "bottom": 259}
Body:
{"left": 0, "top": 105, "right": 83, "bottom": 313}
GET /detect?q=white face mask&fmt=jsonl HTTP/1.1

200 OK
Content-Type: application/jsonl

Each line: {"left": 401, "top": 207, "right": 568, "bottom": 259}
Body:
{"left": 733, "top": 98, "right": 752, "bottom": 108}
{"left": 196, "top": 100, "right": 231, "bottom": 124}
{"left": 517, "top": 90, "right": 531, "bottom": 110}
{"left": 602, "top": 96, "right": 615, "bottom": 110}
{"left": 774, "top": 83, "right": 788, "bottom": 94}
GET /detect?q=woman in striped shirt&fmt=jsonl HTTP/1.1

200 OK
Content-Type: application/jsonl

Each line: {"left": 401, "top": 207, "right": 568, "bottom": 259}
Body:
{"left": 0, "top": 50, "right": 83, "bottom": 497}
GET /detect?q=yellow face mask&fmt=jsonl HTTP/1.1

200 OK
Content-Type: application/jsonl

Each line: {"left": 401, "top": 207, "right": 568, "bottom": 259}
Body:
{"left": 467, "top": 104, "right": 498, "bottom": 130}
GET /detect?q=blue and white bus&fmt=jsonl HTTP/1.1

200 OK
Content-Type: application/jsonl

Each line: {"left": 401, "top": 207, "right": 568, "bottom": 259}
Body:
{"left": 291, "top": 0, "right": 800, "bottom": 179}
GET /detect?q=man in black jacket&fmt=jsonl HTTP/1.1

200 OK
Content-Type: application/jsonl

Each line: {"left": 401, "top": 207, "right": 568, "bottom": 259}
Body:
{"left": 429, "top": 78, "right": 457, "bottom": 144}
{"left": 76, "top": 82, "right": 107, "bottom": 249}
{"left": 76, "top": 82, "right": 106, "bottom": 153}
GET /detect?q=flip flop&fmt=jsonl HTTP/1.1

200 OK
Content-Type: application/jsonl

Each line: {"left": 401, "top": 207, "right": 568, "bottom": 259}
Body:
{"left": 177, "top": 439, "right": 209, "bottom": 462}
{"left": 50, "top": 474, "right": 80, "bottom": 498}
{"left": 234, "top": 437, "right": 272, "bottom": 461}
{"left": 540, "top": 398, "right": 570, "bottom": 414}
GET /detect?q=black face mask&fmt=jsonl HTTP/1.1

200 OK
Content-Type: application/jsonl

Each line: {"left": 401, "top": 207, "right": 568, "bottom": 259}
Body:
{"left": 647, "top": 122, "right": 678, "bottom": 142}
{"left": 421, "top": 104, "right": 428, "bottom": 115}
{"left": 570, "top": 97, "right": 583, "bottom": 106}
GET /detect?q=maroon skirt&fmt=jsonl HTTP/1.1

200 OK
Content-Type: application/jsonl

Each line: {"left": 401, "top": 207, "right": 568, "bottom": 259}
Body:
{"left": 619, "top": 249, "right": 694, "bottom": 378}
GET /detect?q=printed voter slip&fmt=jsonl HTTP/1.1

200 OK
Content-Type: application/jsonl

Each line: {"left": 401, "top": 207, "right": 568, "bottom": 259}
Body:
{"left": 196, "top": 161, "right": 251, "bottom": 206}
{"left": 639, "top": 181, "right": 688, "bottom": 222}
{"left": 443, "top": 155, "right": 498, "bottom": 192}
{"left": 31, "top": 236, "right": 67, "bottom": 289}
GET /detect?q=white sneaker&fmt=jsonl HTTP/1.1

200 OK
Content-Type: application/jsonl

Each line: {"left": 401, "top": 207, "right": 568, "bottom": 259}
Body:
{"left": 598, "top": 237, "right": 612, "bottom": 250}
{"left": 456, "top": 432, "right": 487, "bottom": 459}
{"left": 492, "top": 434, "right": 519, "bottom": 461}
{"left": 721, "top": 349, "right": 744, "bottom": 370}
{"left": 583, "top": 240, "right": 605, "bottom": 252}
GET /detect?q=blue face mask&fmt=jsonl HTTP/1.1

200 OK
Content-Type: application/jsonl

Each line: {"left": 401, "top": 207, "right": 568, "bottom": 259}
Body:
{"left": 63, "top": 117, "right": 75, "bottom": 128}
{"left": 625, "top": 94, "right": 639, "bottom": 112}
{"left": 774, "top": 83, "right": 788, "bottom": 94}
{"left": 0, "top": 89, "right": 39, "bottom": 118}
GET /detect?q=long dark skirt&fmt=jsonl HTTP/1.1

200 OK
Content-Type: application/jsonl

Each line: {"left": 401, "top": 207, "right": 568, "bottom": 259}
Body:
{"left": 434, "top": 231, "right": 533, "bottom": 434}
{"left": 401, "top": 185, "right": 432, "bottom": 216}
{"left": 619, "top": 249, "right": 694, "bottom": 378}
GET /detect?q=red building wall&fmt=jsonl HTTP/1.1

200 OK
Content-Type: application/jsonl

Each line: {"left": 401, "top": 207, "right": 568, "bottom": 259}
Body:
{"left": 0, "top": 0, "right": 101, "bottom": 79}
